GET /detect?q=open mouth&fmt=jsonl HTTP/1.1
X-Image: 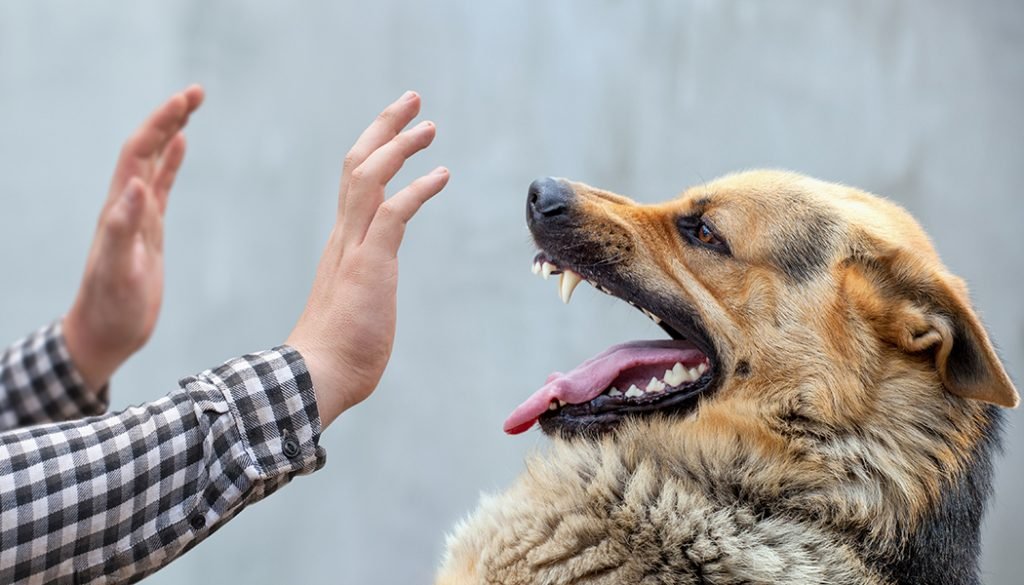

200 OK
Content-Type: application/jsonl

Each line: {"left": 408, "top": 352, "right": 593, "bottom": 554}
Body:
{"left": 503, "top": 252, "right": 719, "bottom": 436}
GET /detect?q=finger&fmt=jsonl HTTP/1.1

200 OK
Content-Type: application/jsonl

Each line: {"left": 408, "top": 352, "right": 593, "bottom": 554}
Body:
{"left": 123, "top": 89, "right": 196, "bottom": 160}
{"left": 181, "top": 84, "right": 205, "bottom": 112}
{"left": 112, "top": 85, "right": 204, "bottom": 192}
{"left": 152, "top": 132, "right": 187, "bottom": 213}
{"left": 341, "top": 120, "right": 436, "bottom": 245}
{"left": 363, "top": 167, "right": 449, "bottom": 255}
{"left": 339, "top": 91, "right": 421, "bottom": 210}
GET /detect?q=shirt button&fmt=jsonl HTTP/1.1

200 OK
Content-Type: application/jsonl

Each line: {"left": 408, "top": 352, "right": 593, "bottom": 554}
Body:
{"left": 190, "top": 515, "right": 206, "bottom": 530}
{"left": 283, "top": 436, "right": 301, "bottom": 459}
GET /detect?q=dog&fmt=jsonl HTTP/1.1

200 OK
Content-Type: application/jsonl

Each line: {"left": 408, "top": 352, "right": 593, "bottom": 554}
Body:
{"left": 435, "top": 170, "right": 1018, "bottom": 585}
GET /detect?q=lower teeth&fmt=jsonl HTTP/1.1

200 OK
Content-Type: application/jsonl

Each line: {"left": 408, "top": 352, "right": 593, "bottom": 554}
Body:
{"left": 601, "top": 361, "right": 709, "bottom": 399}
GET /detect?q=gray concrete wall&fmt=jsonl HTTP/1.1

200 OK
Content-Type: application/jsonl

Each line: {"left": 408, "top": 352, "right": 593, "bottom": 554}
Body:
{"left": 1, "top": 1, "right": 1021, "bottom": 582}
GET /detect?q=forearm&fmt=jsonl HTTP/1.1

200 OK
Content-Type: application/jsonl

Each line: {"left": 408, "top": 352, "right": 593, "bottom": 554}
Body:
{"left": 0, "top": 320, "right": 108, "bottom": 431}
{"left": 0, "top": 346, "right": 325, "bottom": 584}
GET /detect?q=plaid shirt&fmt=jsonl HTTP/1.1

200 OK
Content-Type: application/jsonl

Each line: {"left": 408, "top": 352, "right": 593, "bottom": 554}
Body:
{"left": 0, "top": 321, "right": 327, "bottom": 584}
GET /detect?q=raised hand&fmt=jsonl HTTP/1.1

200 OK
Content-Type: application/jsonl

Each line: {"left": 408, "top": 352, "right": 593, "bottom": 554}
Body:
{"left": 287, "top": 91, "right": 449, "bottom": 429}
{"left": 64, "top": 85, "right": 205, "bottom": 391}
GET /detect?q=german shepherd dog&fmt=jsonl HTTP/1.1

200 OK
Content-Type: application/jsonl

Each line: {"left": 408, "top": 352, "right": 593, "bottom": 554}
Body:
{"left": 436, "top": 171, "right": 1018, "bottom": 585}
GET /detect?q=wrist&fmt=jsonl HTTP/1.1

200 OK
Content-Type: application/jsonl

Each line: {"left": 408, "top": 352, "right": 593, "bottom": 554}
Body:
{"left": 62, "top": 308, "right": 121, "bottom": 392}
{"left": 286, "top": 342, "right": 357, "bottom": 431}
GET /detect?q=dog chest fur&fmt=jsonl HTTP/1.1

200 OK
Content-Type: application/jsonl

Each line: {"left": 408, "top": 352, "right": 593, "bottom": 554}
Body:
{"left": 437, "top": 425, "right": 889, "bottom": 585}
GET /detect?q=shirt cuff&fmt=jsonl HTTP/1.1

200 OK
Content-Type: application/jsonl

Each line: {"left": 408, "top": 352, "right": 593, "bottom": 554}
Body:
{"left": 0, "top": 320, "right": 110, "bottom": 427}
{"left": 195, "top": 345, "right": 326, "bottom": 479}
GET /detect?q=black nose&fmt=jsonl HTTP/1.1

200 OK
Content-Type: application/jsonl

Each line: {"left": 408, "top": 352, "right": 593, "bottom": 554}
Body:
{"left": 527, "top": 177, "right": 571, "bottom": 221}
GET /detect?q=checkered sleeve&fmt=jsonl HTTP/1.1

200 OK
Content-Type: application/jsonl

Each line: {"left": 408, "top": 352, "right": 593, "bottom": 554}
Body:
{"left": 0, "top": 345, "right": 327, "bottom": 584}
{"left": 0, "top": 321, "right": 109, "bottom": 431}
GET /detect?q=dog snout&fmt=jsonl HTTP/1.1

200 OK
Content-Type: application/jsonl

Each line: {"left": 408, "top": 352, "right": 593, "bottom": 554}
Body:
{"left": 527, "top": 177, "right": 573, "bottom": 224}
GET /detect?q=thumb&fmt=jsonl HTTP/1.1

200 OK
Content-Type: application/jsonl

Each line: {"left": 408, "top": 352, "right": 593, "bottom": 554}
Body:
{"left": 103, "top": 177, "right": 146, "bottom": 251}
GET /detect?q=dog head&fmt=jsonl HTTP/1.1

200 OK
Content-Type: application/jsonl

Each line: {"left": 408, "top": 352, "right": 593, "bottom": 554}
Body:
{"left": 438, "top": 170, "right": 1017, "bottom": 585}
{"left": 505, "top": 170, "right": 1017, "bottom": 440}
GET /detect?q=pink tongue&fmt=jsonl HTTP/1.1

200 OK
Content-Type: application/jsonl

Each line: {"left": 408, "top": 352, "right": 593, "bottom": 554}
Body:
{"left": 503, "top": 340, "right": 706, "bottom": 435}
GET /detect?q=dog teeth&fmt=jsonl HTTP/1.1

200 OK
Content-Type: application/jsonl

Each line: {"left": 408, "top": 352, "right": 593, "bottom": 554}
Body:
{"left": 663, "top": 368, "right": 677, "bottom": 385}
{"left": 530, "top": 257, "right": 674, "bottom": 332}
{"left": 559, "top": 270, "right": 582, "bottom": 304}
{"left": 541, "top": 262, "right": 556, "bottom": 280}
{"left": 548, "top": 401, "right": 558, "bottom": 411}
{"left": 646, "top": 377, "right": 666, "bottom": 393}
{"left": 606, "top": 361, "right": 709, "bottom": 403}
{"left": 663, "top": 362, "right": 694, "bottom": 386}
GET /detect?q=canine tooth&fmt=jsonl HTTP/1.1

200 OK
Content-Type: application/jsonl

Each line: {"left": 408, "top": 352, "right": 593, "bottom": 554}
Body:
{"left": 608, "top": 387, "right": 622, "bottom": 397}
{"left": 625, "top": 385, "right": 644, "bottom": 398}
{"left": 548, "top": 402, "right": 558, "bottom": 411}
{"left": 672, "top": 362, "right": 685, "bottom": 379}
{"left": 557, "top": 399, "right": 566, "bottom": 407}
{"left": 646, "top": 378, "right": 666, "bottom": 393}
{"left": 532, "top": 261, "right": 541, "bottom": 275}
{"left": 559, "top": 270, "right": 582, "bottom": 304}
{"left": 697, "top": 363, "right": 708, "bottom": 375}
{"left": 542, "top": 262, "right": 555, "bottom": 279}
{"left": 663, "top": 369, "right": 679, "bottom": 386}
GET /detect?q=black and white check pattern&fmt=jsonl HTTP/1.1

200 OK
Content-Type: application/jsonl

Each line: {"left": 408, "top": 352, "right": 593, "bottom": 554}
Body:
{"left": 0, "top": 321, "right": 108, "bottom": 431}
{"left": 0, "top": 324, "right": 326, "bottom": 584}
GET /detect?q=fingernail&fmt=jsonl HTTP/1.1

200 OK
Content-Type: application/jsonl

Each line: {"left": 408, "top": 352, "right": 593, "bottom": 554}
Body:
{"left": 432, "top": 166, "right": 448, "bottom": 176}
{"left": 402, "top": 90, "right": 418, "bottom": 102}
{"left": 416, "top": 120, "right": 434, "bottom": 131}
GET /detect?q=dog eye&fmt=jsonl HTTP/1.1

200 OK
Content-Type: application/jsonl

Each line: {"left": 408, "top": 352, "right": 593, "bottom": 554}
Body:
{"left": 697, "top": 223, "right": 718, "bottom": 245}
{"left": 678, "top": 216, "right": 729, "bottom": 254}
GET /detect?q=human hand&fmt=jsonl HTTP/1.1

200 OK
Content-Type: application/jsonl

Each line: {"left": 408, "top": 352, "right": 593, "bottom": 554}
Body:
{"left": 287, "top": 91, "right": 449, "bottom": 430}
{"left": 64, "top": 85, "right": 205, "bottom": 391}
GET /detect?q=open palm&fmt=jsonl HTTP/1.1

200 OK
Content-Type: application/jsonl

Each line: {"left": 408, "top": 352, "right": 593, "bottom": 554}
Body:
{"left": 64, "top": 86, "right": 205, "bottom": 390}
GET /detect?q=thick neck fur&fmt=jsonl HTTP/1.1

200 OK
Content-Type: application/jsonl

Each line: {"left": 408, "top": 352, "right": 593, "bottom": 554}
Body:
{"left": 437, "top": 355, "right": 1002, "bottom": 585}
{"left": 766, "top": 358, "right": 1001, "bottom": 585}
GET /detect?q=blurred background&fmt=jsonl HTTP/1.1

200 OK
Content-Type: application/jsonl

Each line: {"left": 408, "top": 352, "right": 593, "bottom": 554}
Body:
{"left": 1, "top": 1, "right": 1021, "bottom": 582}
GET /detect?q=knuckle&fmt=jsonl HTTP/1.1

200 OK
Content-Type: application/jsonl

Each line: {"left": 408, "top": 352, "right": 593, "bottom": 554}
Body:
{"left": 375, "top": 109, "right": 396, "bottom": 126}
{"left": 349, "top": 166, "right": 370, "bottom": 186}
{"left": 376, "top": 201, "right": 402, "bottom": 222}
{"left": 342, "top": 151, "right": 363, "bottom": 173}
{"left": 104, "top": 211, "right": 130, "bottom": 236}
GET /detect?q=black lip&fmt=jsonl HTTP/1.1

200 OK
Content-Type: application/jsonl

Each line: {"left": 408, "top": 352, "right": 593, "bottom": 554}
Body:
{"left": 532, "top": 250, "right": 722, "bottom": 437}
{"left": 538, "top": 371, "right": 715, "bottom": 436}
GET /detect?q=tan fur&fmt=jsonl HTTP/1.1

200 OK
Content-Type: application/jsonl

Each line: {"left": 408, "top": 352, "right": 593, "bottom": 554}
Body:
{"left": 437, "top": 170, "right": 1018, "bottom": 584}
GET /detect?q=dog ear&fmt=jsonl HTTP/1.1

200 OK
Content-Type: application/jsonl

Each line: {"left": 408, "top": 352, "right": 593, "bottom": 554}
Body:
{"left": 844, "top": 244, "right": 1018, "bottom": 408}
